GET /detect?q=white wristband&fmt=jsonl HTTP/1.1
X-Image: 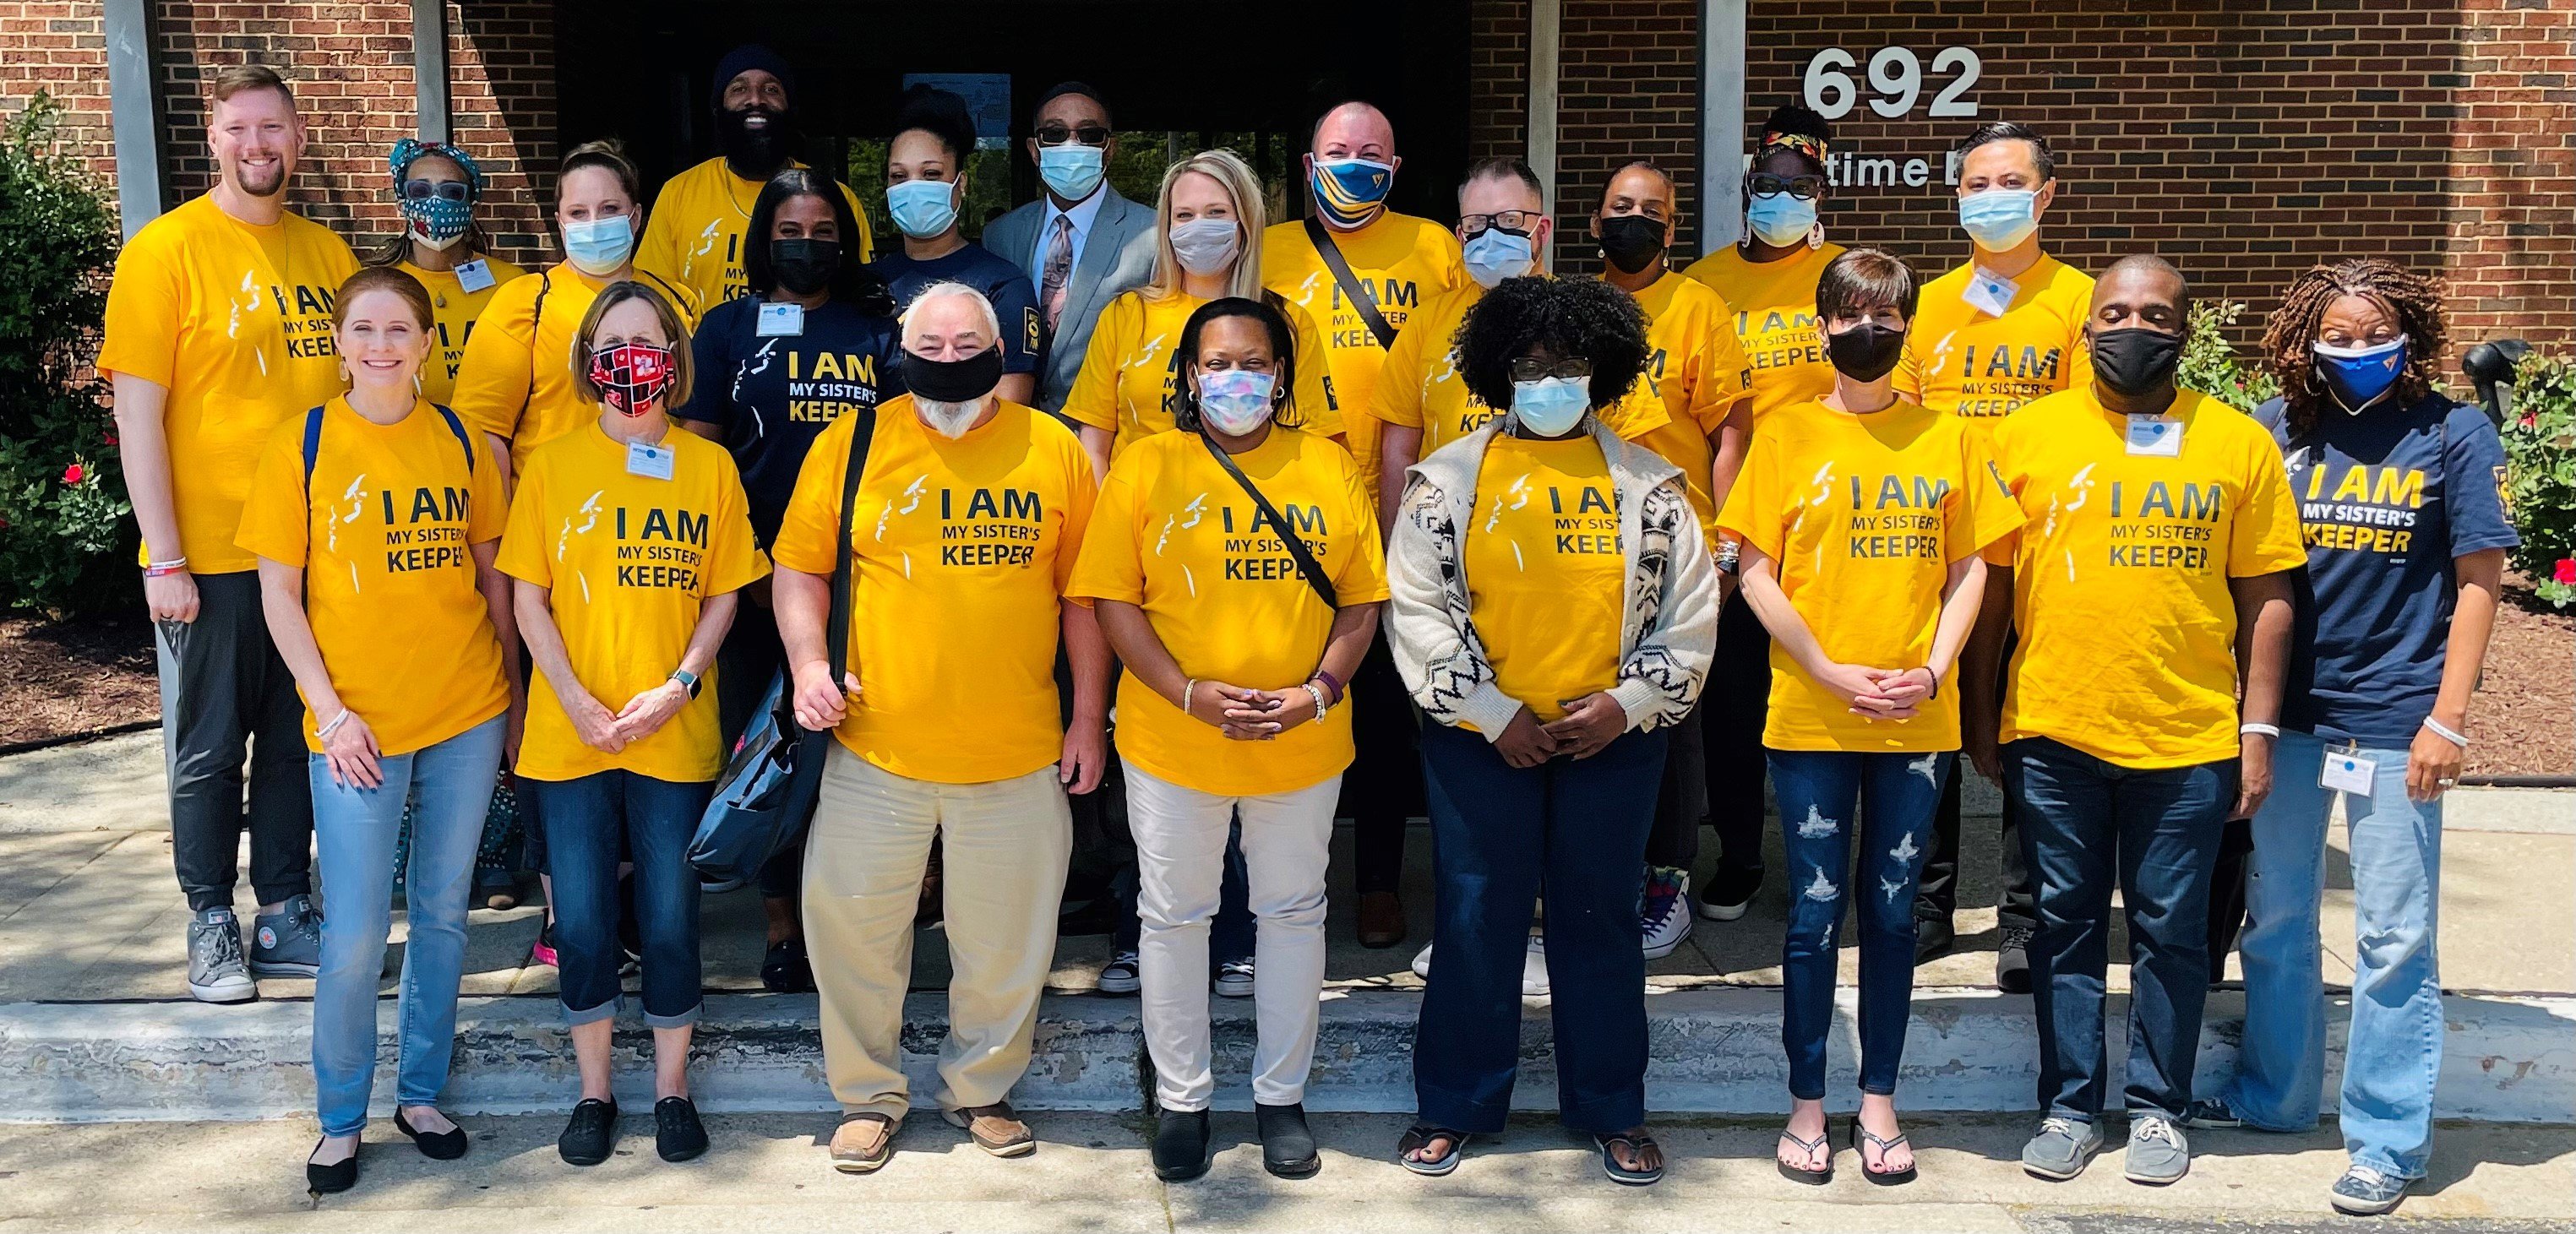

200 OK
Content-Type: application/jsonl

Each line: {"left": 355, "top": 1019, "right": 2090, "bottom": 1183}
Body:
{"left": 2239, "top": 722, "right": 2281, "bottom": 738}
{"left": 316, "top": 709, "right": 352, "bottom": 740}
{"left": 2421, "top": 717, "right": 2469, "bottom": 748}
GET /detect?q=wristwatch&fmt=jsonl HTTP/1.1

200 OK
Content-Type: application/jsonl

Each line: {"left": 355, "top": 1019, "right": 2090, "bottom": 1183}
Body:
{"left": 669, "top": 667, "right": 701, "bottom": 699}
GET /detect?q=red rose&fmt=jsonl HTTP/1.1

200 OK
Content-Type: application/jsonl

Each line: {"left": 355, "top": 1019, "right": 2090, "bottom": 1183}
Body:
{"left": 102, "top": 431, "right": 118, "bottom": 448}
{"left": 2557, "top": 558, "right": 2576, "bottom": 586}
{"left": 61, "top": 463, "right": 84, "bottom": 485}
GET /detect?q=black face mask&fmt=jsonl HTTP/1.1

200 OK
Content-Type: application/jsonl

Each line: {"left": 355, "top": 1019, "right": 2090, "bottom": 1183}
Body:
{"left": 902, "top": 345, "right": 1005, "bottom": 404}
{"left": 768, "top": 237, "right": 840, "bottom": 296}
{"left": 1825, "top": 322, "right": 1906, "bottom": 383}
{"left": 718, "top": 104, "right": 796, "bottom": 175}
{"left": 2089, "top": 326, "right": 2183, "bottom": 397}
{"left": 1596, "top": 215, "right": 1667, "bottom": 275}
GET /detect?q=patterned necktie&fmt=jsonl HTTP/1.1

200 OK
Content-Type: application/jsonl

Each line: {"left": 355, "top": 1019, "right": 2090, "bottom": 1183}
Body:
{"left": 1041, "top": 215, "right": 1074, "bottom": 333}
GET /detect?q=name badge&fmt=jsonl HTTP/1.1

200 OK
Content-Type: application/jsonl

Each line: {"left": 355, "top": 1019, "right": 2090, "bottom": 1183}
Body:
{"left": 2126, "top": 414, "right": 2183, "bottom": 457}
{"left": 627, "top": 438, "right": 676, "bottom": 481}
{"left": 756, "top": 302, "right": 806, "bottom": 337}
{"left": 454, "top": 259, "right": 496, "bottom": 294}
{"left": 2321, "top": 749, "right": 2377, "bottom": 796}
{"left": 1962, "top": 267, "right": 2019, "bottom": 318}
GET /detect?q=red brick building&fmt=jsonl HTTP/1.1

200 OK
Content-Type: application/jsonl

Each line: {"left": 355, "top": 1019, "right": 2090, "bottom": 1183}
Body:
{"left": 4, "top": 0, "right": 2571, "bottom": 358}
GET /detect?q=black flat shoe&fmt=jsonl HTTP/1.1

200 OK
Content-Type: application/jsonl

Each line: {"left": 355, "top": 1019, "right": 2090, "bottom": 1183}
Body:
{"left": 1255, "top": 1101, "right": 1320, "bottom": 1178}
{"left": 395, "top": 1108, "right": 469, "bottom": 1161}
{"left": 1152, "top": 1108, "right": 1211, "bottom": 1182}
{"left": 760, "top": 937, "right": 814, "bottom": 992}
{"left": 656, "top": 1095, "right": 709, "bottom": 1162}
{"left": 558, "top": 1097, "right": 618, "bottom": 1166}
{"left": 306, "top": 1137, "right": 357, "bottom": 1193}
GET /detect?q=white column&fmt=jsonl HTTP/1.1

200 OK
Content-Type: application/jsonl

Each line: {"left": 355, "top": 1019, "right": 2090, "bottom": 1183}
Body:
{"left": 1700, "top": 0, "right": 1749, "bottom": 250}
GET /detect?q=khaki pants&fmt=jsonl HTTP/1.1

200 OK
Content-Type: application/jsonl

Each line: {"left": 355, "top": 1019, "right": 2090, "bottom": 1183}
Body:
{"left": 803, "top": 744, "right": 1073, "bottom": 1120}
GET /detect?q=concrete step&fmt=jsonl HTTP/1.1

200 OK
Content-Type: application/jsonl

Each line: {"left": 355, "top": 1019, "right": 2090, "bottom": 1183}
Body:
{"left": 6, "top": 986, "right": 2568, "bottom": 1125}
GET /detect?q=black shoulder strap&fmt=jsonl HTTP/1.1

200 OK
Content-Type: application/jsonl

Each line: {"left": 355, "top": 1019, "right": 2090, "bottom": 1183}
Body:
{"left": 826, "top": 407, "right": 876, "bottom": 681}
{"left": 1198, "top": 431, "right": 1337, "bottom": 610}
{"left": 431, "top": 404, "right": 476, "bottom": 473}
{"left": 1304, "top": 216, "right": 1396, "bottom": 351}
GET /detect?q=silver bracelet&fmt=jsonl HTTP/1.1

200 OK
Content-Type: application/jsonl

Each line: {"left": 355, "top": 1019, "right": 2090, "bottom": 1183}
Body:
{"left": 316, "top": 709, "right": 352, "bottom": 740}
{"left": 1303, "top": 682, "right": 1330, "bottom": 723}
{"left": 2239, "top": 722, "right": 2281, "bottom": 738}
{"left": 2421, "top": 716, "right": 2469, "bottom": 749}
{"left": 1179, "top": 678, "right": 1198, "bottom": 711}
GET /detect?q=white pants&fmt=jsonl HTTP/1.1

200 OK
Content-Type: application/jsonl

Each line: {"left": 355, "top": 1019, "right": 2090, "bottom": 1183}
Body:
{"left": 1125, "top": 760, "right": 1341, "bottom": 1111}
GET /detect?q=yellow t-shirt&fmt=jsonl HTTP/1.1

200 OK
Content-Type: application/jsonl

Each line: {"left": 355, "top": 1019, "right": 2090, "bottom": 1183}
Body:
{"left": 769, "top": 398, "right": 1097, "bottom": 785}
{"left": 233, "top": 397, "right": 511, "bottom": 756}
{"left": 1715, "top": 399, "right": 2023, "bottom": 752}
{"left": 635, "top": 158, "right": 877, "bottom": 309}
{"left": 1066, "top": 428, "right": 1390, "bottom": 797}
{"left": 1896, "top": 253, "right": 2096, "bottom": 439}
{"left": 1461, "top": 434, "right": 1625, "bottom": 725}
{"left": 400, "top": 256, "right": 530, "bottom": 405}
{"left": 97, "top": 194, "right": 361, "bottom": 573}
{"left": 1680, "top": 242, "right": 1846, "bottom": 426}
{"left": 1987, "top": 389, "right": 2308, "bottom": 769}
{"left": 1623, "top": 272, "right": 1755, "bottom": 535}
{"left": 449, "top": 264, "right": 702, "bottom": 476}
{"left": 493, "top": 424, "right": 769, "bottom": 782}
{"left": 1058, "top": 290, "right": 1344, "bottom": 460}
{"left": 1263, "top": 212, "right": 1467, "bottom": 508}
{"left": 1370, "top": 280, "right": 1669, "bottom": 459}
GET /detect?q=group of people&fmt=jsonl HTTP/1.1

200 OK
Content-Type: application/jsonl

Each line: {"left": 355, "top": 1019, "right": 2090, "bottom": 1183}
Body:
{"left": 99, "top": 49, "right": 2510, "bottom": 1218}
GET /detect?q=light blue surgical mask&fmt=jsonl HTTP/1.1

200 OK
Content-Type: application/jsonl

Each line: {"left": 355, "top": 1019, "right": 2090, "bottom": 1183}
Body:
{"left": 1037, "top": 144, "right": 1105, "bottom": 202}
{"left": 1462, "top": 227, "right": 1536, "bottom": 289}
{"left": 1958, "top": 188, "right": 2040, "bottom": 252}
{"left": 888, "top": 178, "right": 960, "bottom": 239}
{"left": 1510, "top": 375, "right": 1590, "bottom": 437}
{"left": 1745, "top": 191, "right": 1817, "bottom": 248}
{"left": 1195, "top": 368, "right": 1277, "bottom": 436}
{"left": 560, "top": 214, "right": 634, "bottom": 276}
{"left": 2312, "top": 337, "right": 2409, "bottom": 410}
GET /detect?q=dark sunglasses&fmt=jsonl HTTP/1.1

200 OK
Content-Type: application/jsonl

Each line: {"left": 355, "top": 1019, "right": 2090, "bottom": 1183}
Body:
{"left": 1034, "top": 123, "right": 1111, "bottom": 148}
{"left": 401, "top": 178, "right": 472, "bottom": 203}
{"left": 1749, "top": 173, "right": 1826, "bottom": 200}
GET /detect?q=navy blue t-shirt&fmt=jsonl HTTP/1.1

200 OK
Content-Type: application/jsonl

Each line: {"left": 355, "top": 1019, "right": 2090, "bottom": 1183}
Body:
{"left": 677, "top": 294, "right": 904, "bottom": 546}
{"left": 873, "top": 245, "right": 1042, "bottom": 377}
{"left": 2257, "top": 392, "right": 2518, "bottom": 746}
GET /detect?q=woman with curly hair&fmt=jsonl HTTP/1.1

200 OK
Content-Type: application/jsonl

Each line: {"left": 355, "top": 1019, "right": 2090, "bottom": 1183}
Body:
{"left": 2192, "top": 258, "right": 2514, "bottom": 1216}
{"left": 1383, "top": 275, "right": 1719, "bottom": 1186}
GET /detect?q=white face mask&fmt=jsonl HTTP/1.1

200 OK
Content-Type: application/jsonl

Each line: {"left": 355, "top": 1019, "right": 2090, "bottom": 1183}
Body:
{"left": 1168, "top": 216, "right": 1242, "bottom": 276}
{"left": 913, "top": 394, "right": 987, "bottom": 439}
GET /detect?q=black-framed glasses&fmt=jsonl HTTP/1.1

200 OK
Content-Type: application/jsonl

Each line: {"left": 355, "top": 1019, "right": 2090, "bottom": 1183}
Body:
{"left": 1034, "top": 123, "right": 1112, "bottom": 148}
{"left": 1508, "top": 356, "right": 1593, "bottom": 382}
{"left": 1460, "top": 209, "right": 1541, "bottom": 236}
{"left": 401, "top": 178, "right": 472, "bottom": 203}
{"left": 1749, "top": 173, "right": 1825, "bottom": 200}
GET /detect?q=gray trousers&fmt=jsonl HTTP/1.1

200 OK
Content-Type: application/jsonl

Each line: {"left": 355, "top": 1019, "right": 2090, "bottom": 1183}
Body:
{"left": 155, "top": 570, "right": 312, "bottom": 911}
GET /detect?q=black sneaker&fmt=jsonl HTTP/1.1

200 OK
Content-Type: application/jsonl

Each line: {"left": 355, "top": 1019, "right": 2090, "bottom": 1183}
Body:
{"left": 1996, "top": 923, "right": 2035, "bottom": 994}
{"left": 1695, "top": 864, "right": 1763, "bottom": 921}
{"left": 249, "top": 893, "right": 324, "bottom": 978}
{"left": 1255, "top": 1101, "right": 1320, "bottom": 1179}
{"left": 1152, "top": 1108, "right": 1212, "bottom": 1182}
{"left": 655, "top": 1095, "right": 709, "bottom": 1162}
{"left": 760, "top": 938, "right": 815, "bottom": 993}
{"left": 1915, "top": 916, "right": 1957, "bottom": 965}
{"left": 558, "top": 1097, "right": 618, "bottom": 1166}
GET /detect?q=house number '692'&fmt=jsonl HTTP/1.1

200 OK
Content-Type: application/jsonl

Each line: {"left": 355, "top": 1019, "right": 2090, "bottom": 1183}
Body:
{"left": 1803, "top": 46, "right": 1983, "bottom": 121}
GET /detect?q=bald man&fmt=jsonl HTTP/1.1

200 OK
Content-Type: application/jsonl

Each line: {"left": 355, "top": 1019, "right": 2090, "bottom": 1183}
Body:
{"left": 1961, "top": 256, "right": 2302, "bottom": 1186}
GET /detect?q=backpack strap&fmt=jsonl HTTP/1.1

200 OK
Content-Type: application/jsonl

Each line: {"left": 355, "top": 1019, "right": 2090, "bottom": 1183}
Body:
{"left": 299, "top": 405, "right": 326, "bottom": 497}
{"left": 431, "top": 403, "right": 476, "bottom": 473}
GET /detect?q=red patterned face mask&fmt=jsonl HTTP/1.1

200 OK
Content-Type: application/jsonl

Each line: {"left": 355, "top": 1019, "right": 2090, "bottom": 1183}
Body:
{"left": 587, "top": 342, "right": 676, "bottom": 416}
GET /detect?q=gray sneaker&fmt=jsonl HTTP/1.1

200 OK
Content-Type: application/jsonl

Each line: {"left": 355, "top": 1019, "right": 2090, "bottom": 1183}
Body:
{"left": 2123, "top": 1113, "right": 2191, "bottom": 1184}
{"left": 248, "top": 894, "right": 324, "bottom": 978}
{"left": 2329, "top": 1163, "right": 2412, "bottom": 1215}
{"left": 187, "top": 908, "right": 257, "bottom": 1003}
{"left": 2021, "top": 1115, "right": 2102, "bottom": 1180}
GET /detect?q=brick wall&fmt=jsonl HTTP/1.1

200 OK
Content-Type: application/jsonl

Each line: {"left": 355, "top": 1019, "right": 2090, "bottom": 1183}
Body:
{"left": 0, "top": 1, "right": 117, "bottom": 209}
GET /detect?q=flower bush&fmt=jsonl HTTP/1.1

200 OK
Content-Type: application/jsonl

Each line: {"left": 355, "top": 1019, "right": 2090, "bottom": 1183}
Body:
{"left": 2181, "top": 299, "right": 2281, "bottom": 414}
{"left": 0, "top": 93, "right": 129, "bottom": 614}
{"left": 2501, "top": 351, "right": 2576, "bottom": 608}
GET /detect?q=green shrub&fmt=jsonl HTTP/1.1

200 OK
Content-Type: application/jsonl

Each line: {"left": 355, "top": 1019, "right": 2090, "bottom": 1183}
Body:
{"left": 2501, "top": 351, "right": 2576, "bottom": 607}
{"left": 0, "top": 93, "right": 129, "bottom": 614}
{"left": 2181, "top": 299, "right": 2281, "bottom": 414}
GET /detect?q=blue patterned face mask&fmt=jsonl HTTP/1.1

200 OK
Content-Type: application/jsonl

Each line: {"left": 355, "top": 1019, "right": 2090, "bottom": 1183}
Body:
{"left": 389, "top": 138, "right": 484, "bottom": 251}
{"left": 2313, "top": 337, "right": 2409, "bottom": 410}
{"left": 401, "top": 193, "right": 473, "bottom": 250}
{"left": 1310, "top": 157, "right": 1394, "bottom": 229}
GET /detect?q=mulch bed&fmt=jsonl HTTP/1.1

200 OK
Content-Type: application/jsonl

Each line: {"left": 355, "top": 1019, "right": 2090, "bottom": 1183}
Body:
{"left": 2464, "top": 574, "right": 2573, "bottom": 780}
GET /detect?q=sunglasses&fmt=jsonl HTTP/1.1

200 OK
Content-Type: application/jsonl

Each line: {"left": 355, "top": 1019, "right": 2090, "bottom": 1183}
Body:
{"left": 1034, "top": 123, "right": 1111, "bottom": 148}
{"left": 401, "top": 178, "right": 472, "bottom": 203}
{"left": 1749, "top": 173, "right": 1826, "bottom": 200}
{"left": 1509, "top": 356, "right": 1593, "bottom": 382}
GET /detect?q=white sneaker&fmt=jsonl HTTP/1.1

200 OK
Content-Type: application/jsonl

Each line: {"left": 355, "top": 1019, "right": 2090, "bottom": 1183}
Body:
{"left": 1641, "top": 867, "right": 1692, "bottom": 960}
{"left": 1521, "top": 932, "right": 1550, "bottom": 998}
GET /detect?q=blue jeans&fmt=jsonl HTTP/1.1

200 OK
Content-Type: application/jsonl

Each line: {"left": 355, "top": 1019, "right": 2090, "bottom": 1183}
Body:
{"left": 2007, "top": 737, "right": 2236, "bottom": 1122}
{"left": 526, "top": 769, "right": 712, "bottom": 1027}
{"left": 2225, "top": 730, "right": 2444, "bottom": 1178}
{"left": 1769, "top": 748, "right": 1950, "bottom": 1100}
{"left": 1413, "top": 721, "right": 1668, "bottom": 1134}
{"left": 309, "top": 715, "right": 504, "bottom": 1137}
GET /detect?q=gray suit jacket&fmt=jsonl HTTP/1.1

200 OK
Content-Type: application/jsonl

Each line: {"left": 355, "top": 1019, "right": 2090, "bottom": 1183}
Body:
{"left": 982, "top": 186, "right": 1158, "bottom": 413}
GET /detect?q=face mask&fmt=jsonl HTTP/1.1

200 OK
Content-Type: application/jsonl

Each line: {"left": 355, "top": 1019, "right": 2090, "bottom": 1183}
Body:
{"left": 1168, "top": 216, "right": 1243, "bottom": 277}
{"left": 1037, "top": 144, "right": 1105, "bottom": 202}
{"left": 1745, "top": 191, "right": 1817, "bottom": 248}
{"left": 1195, "top": 368, "right": 1277, "bottom": 436}
{"left": 1310, "top": 157, "right": 1394, "bottom": 229}
{"left": 2089, "top": 327, "right": 2183, "bottom": 398}
{"left": 587, "top": 341, "right": 676, "bottom": 416}
{"left": 769, "top": 237, "right": 840, "bottom": 296}
{"left": 1462, "top": 227, "right": 1536, "bottom": 289}
{"left": 1958, "top": 188, "right": 2040, "bottom": 252}
{"left": 1510, "top": 375, "right": 1590, "bottom": 437}
{"left": 903, "top": 345, "right": 1005, "bottom": 405}
{"left": 717, "top": 104, "right": 794, "bottom": 174}
{"left": 888, "top": 178, "right": 959, "bottom": 239}
{"left": 1825, "top": 322, "right": 1906, "bottom": 383}
{"left": 561, "top": 215, "right": 634, "bottom": 275}
{"left": 1596, "top": 214, "right": 1667, "bottom": 275}
{"left": 2312, "top": 337, "right": 2408, "bottom": 410}
{"left": 402, "top": 195, "right": 472, "bottom": 251}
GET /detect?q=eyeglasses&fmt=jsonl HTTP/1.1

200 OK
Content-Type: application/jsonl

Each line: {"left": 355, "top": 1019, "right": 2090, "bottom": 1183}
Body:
{"left": 401, "top": 178, "right": 472, "bottom": 203}
{"left": 1749, "top": 173, "right": 1826, "bottom": 200}
{"left": 1460, "top": 210, "right": 1541, "bottom": 236}
{"left": 1034, "top": 123, "right": 1111, "bottom": 148}
{"left": 1508, "top": 356, "right": 1593, "bottom": 382}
